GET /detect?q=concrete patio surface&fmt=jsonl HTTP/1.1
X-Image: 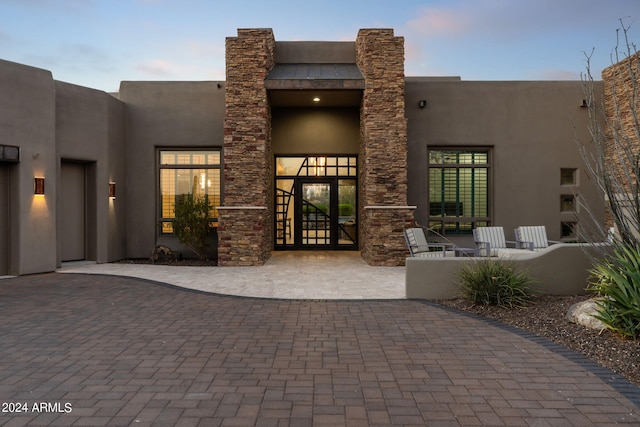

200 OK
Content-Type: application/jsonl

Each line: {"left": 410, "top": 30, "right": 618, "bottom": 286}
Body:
{"left": 57, "top": 251, "right": 406, "bottom": 300}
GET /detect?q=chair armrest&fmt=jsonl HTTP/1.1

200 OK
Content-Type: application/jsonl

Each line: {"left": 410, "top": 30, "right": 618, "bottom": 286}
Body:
{"left": 409, "top": 243, "right": 448, "bottom": 255}
{"left": 475, "top": 241, "right": 491, "bottom": 257}
{"left": 516, "top": 240, "right": 535, "bottom": 250}
{"left": 409, "top": 243, "right": 445, "bottom": 250}
{"left": 410, "top": 242, "right": 453, "bottom": 249}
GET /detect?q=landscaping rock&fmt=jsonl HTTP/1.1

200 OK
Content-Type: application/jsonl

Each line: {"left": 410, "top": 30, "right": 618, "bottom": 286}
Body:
{"left": 150, "top": 245, "right": 182, "bottom": 263}
{"left": 566, "top": 299, "right": 607, "bottom": 331}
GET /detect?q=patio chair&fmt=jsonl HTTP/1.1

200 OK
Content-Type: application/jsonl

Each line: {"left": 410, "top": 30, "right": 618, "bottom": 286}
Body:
{"left": 403, "top": 227, "right": 454, "bottom": 257}
{"left": 473, "top": 226, "right": 525, "bottom": 257}
{"left": 514, "top": 226, "right": 560, "bottom": 251}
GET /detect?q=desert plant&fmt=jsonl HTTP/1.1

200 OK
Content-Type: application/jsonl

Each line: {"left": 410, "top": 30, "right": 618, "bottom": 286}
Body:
{"left": 576, "top": 20, "right": 640, "bottom": 246}
{"left": 458, "top": 259, "right": 533, "bottom": 308}
{"left": 172, "top": 194, "right": 213, "bottom": 260}
{"left": 588, "top": 242, "right": 640, "bottom": 338}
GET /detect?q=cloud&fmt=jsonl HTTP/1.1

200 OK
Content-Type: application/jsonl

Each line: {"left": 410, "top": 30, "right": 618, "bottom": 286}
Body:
{"left": 0, "top": 31, "right": 13, "bottom": 45}
{"left": 398, "top": 0, "right": 640, "bottom": 81}
{"left": 136, "top": 59, "right": 178, "bottom": 76}
{"left": 206, "top": 67, "right": 226, "bottom": 81}
{"left": 134, "top": 56, "right": 219, "bottom": 80}
{"left": 406, "top": 7, "right": 471, "bottom": 38}
{"left": 62, "top": 43, "right": 115, "bottom": 73}
{"left": 185, "top": 41, "right": 225, "bottom": 57}
{"left": 534, "top": 69, "right": 581, "bottom": 80}
{"left": 403, "top": 40, "right": 422, "bottom": 63}
{"left": 19, "top": 42, "right": 115, "bottom": 80}
{"left": 403, "top": 0, "right": 638, "bottom": 43}
{"left": 6, "top": 0, "right": 94, "bottom": 13}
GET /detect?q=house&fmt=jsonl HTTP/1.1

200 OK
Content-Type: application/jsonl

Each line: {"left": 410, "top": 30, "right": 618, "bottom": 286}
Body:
{"left": 0, "top": 28, "right": 606, "bottom": 275}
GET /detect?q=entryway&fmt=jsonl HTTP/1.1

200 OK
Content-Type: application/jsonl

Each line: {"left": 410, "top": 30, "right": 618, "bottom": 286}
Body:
{"left": 60, "top": 162, "right": 86, "bottom": 261}
{"left": 275, "top": 156, "right": 357, "bottom": 250}
{"left": 0, "top": 165, "right": 8, "bottom": 275}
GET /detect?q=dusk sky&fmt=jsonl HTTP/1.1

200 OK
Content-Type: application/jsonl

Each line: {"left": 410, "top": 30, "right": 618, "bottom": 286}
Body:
{"left": 1, "top": 0, "right": 639, "bottom": 92}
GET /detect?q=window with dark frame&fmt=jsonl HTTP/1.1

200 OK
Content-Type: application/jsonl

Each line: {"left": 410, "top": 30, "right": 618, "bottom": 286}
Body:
{"left": 159, "top": 149, "right": 222, "bottom": 234}
{"left": 428, "top": 149, "right": 490, "bottom": 234}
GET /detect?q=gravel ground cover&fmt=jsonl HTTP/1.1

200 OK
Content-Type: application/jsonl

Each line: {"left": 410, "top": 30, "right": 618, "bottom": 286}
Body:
{"left": 437, "top": 295, "right": 640, "bottom": 387}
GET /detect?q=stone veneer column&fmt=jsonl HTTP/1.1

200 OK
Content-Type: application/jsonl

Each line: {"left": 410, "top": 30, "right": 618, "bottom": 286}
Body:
{"left": 601, "top": 52, "right": 640, "bottom": 232}
{"left": 219, "top": 29, "right": 275, "bottom": 266}
{"left": 356, "top": 29, "right": 414, "bottom": 266}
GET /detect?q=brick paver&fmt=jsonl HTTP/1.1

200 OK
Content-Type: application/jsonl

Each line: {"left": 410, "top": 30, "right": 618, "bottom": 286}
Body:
{"left": 0, "top": 273, "right": 639, "bottom": 426}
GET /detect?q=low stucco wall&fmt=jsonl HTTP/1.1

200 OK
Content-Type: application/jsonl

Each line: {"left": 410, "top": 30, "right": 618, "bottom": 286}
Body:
{"left": 406, "top": 243, "right": 610, "bottom": 300}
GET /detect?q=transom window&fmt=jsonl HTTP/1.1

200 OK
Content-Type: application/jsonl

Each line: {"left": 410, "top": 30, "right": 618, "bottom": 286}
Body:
{"left": 428, "top": 149, "right": 490, "bottom": 234}
{"left": 276, "top": 156, "right": 357, "bottom": 177}
{"left": 159, "top": 149, "right": 221, "bottom": 233}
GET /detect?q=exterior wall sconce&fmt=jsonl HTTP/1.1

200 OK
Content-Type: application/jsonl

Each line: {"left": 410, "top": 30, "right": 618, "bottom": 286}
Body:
{"left": 109, "top": 182, "right": 116, "bottom": 199}
{"left": 418, "top": 100, "right": 427, "bottom": 108}
{"left": 34, "top": 177, "right": 45, "bottom": 195}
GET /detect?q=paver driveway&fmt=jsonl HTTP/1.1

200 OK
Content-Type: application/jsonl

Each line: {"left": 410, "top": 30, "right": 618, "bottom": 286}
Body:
{"left": 0, "top": 273, "right": 639, "bottom": 426}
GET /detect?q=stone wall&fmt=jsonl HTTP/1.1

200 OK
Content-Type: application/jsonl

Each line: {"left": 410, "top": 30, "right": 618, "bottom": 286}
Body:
{"left": 220, "top": 29, "right": 275, "bottom": 266}
{"left": 217, "top": 207, "right": 269, "bottom": 266}
{"left": 220, "top": 28, "right": 413, "bottom": 266}
{"left": 362, "top": 207, "right": 415, "bottom": 266}
{"left": 356, "top": 29, "right": 413, "bottom": 266}
{"left": 601, "top": 52, "right": 640, "bottom": 232}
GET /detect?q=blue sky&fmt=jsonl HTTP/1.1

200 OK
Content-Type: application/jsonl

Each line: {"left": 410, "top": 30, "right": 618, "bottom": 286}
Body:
{"left": 1, "top": 0, "right": 639, "bottom": 92}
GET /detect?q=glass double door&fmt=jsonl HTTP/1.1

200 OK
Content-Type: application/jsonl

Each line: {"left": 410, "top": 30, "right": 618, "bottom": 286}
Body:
{"left": 276, "top": 177, "right": 357, "bottom": 250}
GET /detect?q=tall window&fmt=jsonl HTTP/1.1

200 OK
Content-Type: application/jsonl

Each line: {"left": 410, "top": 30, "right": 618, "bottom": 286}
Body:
{"left": 428, "top": 149, "right": 490, "bottom": 234}
{"left": 159, "top": 150, "right": 221, "bottom": 233}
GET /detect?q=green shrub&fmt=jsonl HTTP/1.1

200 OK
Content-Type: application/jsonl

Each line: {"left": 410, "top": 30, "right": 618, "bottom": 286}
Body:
{"left": 458, "top": 259, "right": 533, "bottom": 308}
{"left": 588, "top": 243, "right": 640, "bottom": 338}
{"left": 339, "top": 203, "right": 353, "bottom": 217}
{"left": 302, "top": 204, "right": 328, "bottom": 215}
{"left": 172, "top": 194, "right": 214, "bottom": 260}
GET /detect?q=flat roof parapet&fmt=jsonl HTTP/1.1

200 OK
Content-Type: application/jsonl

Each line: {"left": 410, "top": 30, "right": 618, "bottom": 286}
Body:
{"left": 275, "top": 41, "right": 356, "bottom": 64}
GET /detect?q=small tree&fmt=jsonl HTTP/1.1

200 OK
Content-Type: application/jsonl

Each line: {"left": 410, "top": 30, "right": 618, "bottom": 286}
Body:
{"left": 578, "top": 19, "right": 640, "bottom": 245}
{"left": 172, "top": 194, "right": 213, "bottom": 260}
{"left": 578, "top": 20, "right": 640, "bottom": 337}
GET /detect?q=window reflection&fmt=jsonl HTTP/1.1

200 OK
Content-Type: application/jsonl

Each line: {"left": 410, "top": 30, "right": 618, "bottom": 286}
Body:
{"left": 159, "top": 150, "right": 222, "bottom": 233}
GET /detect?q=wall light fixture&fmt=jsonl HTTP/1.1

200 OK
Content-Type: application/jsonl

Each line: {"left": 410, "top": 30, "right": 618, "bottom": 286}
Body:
{"left": 34, "top": 177, "right": 45, "bottom": 195}
{"left": 109, "top": 182, "right": 116, "bottom": 199}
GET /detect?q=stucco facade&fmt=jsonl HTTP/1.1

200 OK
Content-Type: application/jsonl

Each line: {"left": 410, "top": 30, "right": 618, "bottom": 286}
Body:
{"left": 0, "top": 60, "right": 126, "bottom": 275}
{"left": 0, "top": 28, "right": 607, "bottom": 275}
{"left": 407, "top": 78, "right": 604, "bottom": 248}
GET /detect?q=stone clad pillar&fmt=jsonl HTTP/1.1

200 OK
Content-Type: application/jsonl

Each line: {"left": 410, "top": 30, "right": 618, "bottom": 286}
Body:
{"left": 356, "top": 29, "right": 415, "bottom": 266}
{"left": 219, "top": 29, "right": 275, "bottom": 266}
{"left": 601, "top": 53, "right": 640, "bottom": 234}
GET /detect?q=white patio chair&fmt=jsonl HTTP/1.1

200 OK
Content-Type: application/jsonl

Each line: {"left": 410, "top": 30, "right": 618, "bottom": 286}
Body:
{"left": 514, "top": 226, "right": 560, "bottom": 251}
{"left": 473, "top": 226, "right": 524, "bottom": 257}
{"left": 403, "top": 228, "right": 454, "bottom": 258}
